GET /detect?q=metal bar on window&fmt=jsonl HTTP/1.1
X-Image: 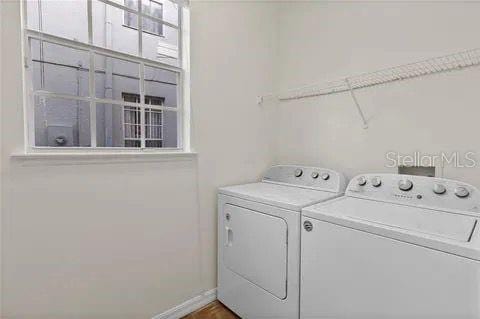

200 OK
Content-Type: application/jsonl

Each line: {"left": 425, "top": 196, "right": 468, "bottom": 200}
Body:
{"left": 87, "top": 0, "right": 97, "bottom": 147}
{"left": 160, "top": 108, "right": 164, "bottom": 143}
{"left": 32, "top": 90, "right": 178, "bottom": 111}
{"left": 89, "top": 50, "right": 97, "bottom": 147}
{"left": 139, "top": 62, "right": 146, "bottom": 148}
{"left": 30, "top": 59, "right": 176, "bottom": 86}
{"left": 25, "top": 30, "right": 182, "bottom": 73}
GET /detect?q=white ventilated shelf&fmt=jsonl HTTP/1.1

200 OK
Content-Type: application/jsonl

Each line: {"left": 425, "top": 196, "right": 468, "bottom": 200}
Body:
{"left": 260, "top": 48, "right": 480, "bottom": 128}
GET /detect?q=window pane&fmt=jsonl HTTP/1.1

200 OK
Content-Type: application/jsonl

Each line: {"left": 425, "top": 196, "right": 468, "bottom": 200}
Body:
{"left": 26, "top": 0, "right": 88, "bottom": 43}
{"left": 92, "top": 0, "right": 138, "bottom": 56}
{"left": 123, "top": 105, "right": 142, "bottom": 147}
{"left": 95, "top": 103, "right": 139, "bottom": 147}
{"left": 143, "top": 0, "right": 163, "bottom": 20}
{"left": 144, "top": 0, "right": 178, "bottom": 27}
{"left": 145, "top": 108, "right": 163, "bottom": 146}
{"left": 124, "top": 0, "right": 139, "bottom": 30}
{"left": 143, "top": 20, "right": 179, "bottom": 66}
{"left": 142, "top": 14, "right": 163, "bottom": 36}
{"left": 26, "top": 0, "right": 183, "bottom": 150}
{"left": 144, "top": 66, "right": 177, "bottom": 107}
{"left": 95, "top": 54, "right": 140, "bottom": 100}
{"left": 34, "top": 96, "right": 90, "bottom": 147}
{"left": 161, "top": 110, "right": 178, "bottom": 148}
{"left": 31, "top": 39, "right": 89, "bottom": 97}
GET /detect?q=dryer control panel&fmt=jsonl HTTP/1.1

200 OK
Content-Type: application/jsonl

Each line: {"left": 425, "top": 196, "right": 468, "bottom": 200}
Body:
{"left": 263, "top": 165, "right": 347, "bottom": 193}
{"left": 347, "top": 174, "right": 480, "bottom": 215}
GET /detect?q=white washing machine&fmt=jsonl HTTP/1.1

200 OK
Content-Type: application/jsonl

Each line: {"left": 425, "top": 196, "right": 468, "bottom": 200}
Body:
{"left": 218, "top": 165, "right": 347, "bottom": 319}
{"left": 301, "top": 173, "right": 480, "bottom": 319}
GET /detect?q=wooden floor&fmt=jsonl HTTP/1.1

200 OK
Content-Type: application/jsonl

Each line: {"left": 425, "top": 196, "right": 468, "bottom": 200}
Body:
{"left": 181, "top": 301, "right": 240, "bottom": 319}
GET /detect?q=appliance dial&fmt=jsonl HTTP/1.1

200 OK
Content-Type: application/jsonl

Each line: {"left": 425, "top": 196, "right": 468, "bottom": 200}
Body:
{"left": 433, "top": 184, "right": 446, "bottom": 195}
{"left": 371, "top": 177, "right": 382, "bottom": 187}
{"left": 311, "top": 172, "right": 319, "bottom": 179}
{"left": 294, "top": 168, "right": 303, "bottom": 177}
{"left": 357, "top": 176, "right": 367, "bottom": 186}
{"left": 455, "top": 186, "right": 470, "bottom": 198}
{"left": 398, "top": 179, "right": 413, "bottom": 191}
{"left": 321, "top": 173, "right": 330, "bottom": 180}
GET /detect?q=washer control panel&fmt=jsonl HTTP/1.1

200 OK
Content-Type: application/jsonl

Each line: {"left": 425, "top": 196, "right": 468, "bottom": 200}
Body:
{"left": 262, "top": 165, "right": 347, "bottom": 193}
{"left": 347, "top": 174, "right": 480, "bottom": 214}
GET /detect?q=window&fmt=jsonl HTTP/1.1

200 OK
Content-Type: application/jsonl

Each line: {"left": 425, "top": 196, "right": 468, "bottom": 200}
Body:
{"left": 124, "top": 0, "right": 163, "bottom": 36}
{"left": 122, "top": 93, "right": 164, "bottom": 147}
{"left": 24, "top": 0, "right": 186, "bottom": 150}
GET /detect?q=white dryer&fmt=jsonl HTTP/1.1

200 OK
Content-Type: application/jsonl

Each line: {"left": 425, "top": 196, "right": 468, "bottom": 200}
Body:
{"left": 301, "top": 173, "right": 480, "bottom": 319}
{"left": 218, "top": 165, "right": 347, "bottom": 319}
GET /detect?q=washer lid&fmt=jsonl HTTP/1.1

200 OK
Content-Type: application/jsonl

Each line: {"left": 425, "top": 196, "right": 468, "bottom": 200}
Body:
{"left": 303, "top": 197, "right": 480, "bottom": 259}
{"left": 219, "top": 182, "right": 340, "bottom": 212}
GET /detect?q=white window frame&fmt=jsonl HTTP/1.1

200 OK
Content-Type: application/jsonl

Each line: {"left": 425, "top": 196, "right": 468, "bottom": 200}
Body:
{"left": 21, "top": 0, "right": 190, "bottom": 153}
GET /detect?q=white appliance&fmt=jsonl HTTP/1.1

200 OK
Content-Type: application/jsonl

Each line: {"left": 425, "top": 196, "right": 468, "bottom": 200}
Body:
{"left": 301, "top": 173, "right": 480, "bottom": 319}
{"left": 218, "top": 165, "right": 347, "bottom": 319}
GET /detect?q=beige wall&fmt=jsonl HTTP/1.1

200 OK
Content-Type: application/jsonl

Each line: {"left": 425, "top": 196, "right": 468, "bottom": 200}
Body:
{"left": 0, "top": 1, "right": 3, "bottom": 317}
{"left": 274, "top": 2, "right": 480, "bottom": 187}
{"left": 0, "top": 1, "right": 275, "bottom": 318}
{"left": 191, "top": 1, "right": 277, "bottom": 290}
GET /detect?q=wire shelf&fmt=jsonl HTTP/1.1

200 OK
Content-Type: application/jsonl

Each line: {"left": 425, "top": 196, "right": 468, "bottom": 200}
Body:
{"left": 275, "top": 47, "right": 480, "bottom": 101}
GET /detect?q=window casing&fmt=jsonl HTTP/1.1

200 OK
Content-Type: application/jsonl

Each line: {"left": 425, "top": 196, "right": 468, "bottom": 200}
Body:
{"left": 22, "top": 0, "right": 187, "bottom": 151}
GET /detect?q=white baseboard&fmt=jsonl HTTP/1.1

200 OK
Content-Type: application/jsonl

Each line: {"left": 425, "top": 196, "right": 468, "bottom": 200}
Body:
{"left": 152, "top": 288, "right": 217, "bottom": 319}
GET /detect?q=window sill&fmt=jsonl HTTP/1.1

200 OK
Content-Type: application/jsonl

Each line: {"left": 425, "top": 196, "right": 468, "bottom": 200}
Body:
{"left": 10, "top": 150, "right": 197, "bottom": 165}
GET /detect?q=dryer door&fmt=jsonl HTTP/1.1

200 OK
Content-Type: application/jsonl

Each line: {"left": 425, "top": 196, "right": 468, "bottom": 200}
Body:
{"left": 223, "top": 204, "right": 288, "bottom": 299}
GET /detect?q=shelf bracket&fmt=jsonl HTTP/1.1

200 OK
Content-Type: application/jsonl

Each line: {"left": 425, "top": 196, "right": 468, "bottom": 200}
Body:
{"left": 345, "top": 78, "right": 368, "bottom": 129}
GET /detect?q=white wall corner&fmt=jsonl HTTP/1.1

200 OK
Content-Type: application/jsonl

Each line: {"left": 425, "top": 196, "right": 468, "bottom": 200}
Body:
{"left": 0, "top": 0, "right": 3, "bottom": 317}
{"left": 151, "top": 288, "right": 217, "bottom": 319}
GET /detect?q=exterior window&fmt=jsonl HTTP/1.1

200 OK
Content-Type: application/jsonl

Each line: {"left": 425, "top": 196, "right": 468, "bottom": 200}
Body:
{"left": 125, "top": 0, "right": 163, "bottom": 36}
{"left": 122, "top": 93, "right": 164, "bottom": 148}
{"left": 24, "top": 0, "right": 185, "bottom": 150}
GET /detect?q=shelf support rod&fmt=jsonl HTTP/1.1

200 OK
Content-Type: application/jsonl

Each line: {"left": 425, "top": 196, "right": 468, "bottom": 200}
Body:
{"left": 345, "top": 78, "right": 368, "bottom": 129}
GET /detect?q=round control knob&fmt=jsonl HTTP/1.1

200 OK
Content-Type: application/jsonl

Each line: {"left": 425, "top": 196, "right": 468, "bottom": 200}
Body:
{"left": 303, "top": 220, "right": 313, "bottom": 232}
{"left": 371, "top": 177, "right": 382, "bottom": 187}
{"left": 321, "top": 173, "right": 330, "bottom": 180}
{"left": 455, "top": 186, "right": 470, "bottom": 198}
{"left": 433, "top": 183, "right": 446, "bottom": 195}
{"left": 357, "top": 176, "right": 367, "bottom": 186}
{"left": 294, "top": 168, "right": 303, "bottom": 177}
{"left": 398, "top": 179, "right": 413, "bottom": 191}
{"left": 311, "top": 172, "right": 319, "bottom": 179}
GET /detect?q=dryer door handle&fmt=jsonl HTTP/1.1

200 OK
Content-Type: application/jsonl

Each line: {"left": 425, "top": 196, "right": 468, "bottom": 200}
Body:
{"left": 225, "top": 227, "right": 233, "bottom": 247}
